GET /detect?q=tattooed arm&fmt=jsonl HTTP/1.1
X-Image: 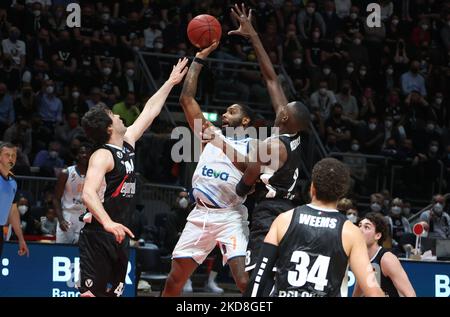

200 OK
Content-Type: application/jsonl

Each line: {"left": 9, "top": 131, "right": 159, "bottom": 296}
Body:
{"left": 179, "top": 42, "right": 219, "bottom": 136}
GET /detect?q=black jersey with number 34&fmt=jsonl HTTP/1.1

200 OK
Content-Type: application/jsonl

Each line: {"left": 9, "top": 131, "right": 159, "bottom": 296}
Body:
{"left": 274, "top": 205, "right": 349, "bottom": 297}
{"left": 86, "top": 142, "right": 136, "bottom": 230}
{"left": 255, "top": 133, "right": 302, "bottom": 201}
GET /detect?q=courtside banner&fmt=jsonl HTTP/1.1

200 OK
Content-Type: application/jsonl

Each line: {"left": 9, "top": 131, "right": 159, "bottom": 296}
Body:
{"left": 348, "top": 259, "right": 450, "bottom": 297}
{"left": 0, "top": 242, "right": 136, "bottom": 297}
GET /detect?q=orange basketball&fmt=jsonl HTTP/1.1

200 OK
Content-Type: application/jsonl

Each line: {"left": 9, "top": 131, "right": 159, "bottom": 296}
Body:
{"left": 187, "top": 14, "right": 222, "bottom": 49}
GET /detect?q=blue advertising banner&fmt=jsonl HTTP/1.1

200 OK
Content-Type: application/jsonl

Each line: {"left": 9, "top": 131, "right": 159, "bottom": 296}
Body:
{"left": 348, "top": 259, "right": 450, "bottom": 297}
{"left": 0, "top": 242, "right": 136, "bottom": 297}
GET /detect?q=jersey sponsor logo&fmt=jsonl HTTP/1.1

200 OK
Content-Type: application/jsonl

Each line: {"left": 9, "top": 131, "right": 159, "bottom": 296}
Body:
{"left": 298, "top": 213, "right": 337, "bottom": 229}
{"left": 201, "top": 166, "right": 230, "bottom": 181}
{"left": 278, "top": 290, "right": 319, "bottom": 297}
{"left": 290, "top": 136, "right": 301, "bottom": 151}
{"left": 111, "top": 175, "right": 136, "bottom": 198}
{"left": 116, "top": 151, "right": 123, "bottom": 159}
{"left": 122, "top": 159, "right": 134, "bottom": 174}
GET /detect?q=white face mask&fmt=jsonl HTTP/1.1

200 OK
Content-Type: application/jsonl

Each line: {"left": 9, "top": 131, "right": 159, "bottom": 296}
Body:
{"left": 369, "top": 123, "right": 377, "bottom": 130}
{"left": 360, "top": 70, "right": 366, "bottom": 76}
{"left": 102, "top": 67, "right": 112, "bottom": 76}
{"left": 346, "top": 66, "right": 354, "bottom": 73}
{"left": 426, "top": 123, "right": 435, "bottom": 131}
{"left": 351, "top": 144, "right": 359, "bottom": 152}
{"left": 347, "top": 214, "right": 357, "bottom": 223}
{"left": 371, "top": 202, "right": 382, "bottom": 212}
{"left": 353, "top": 38, "right": 361, "bottom": 45}
{"left": 323, "top": 68, "right": 331, "bottom": 75}
{"left": 335, "top": 37, "right": 342, "bottom": 45}
{"left": 391, "top": 206, "right": 402, "bottom": 215}
{"left": 49, "top": 150, "right": 58, "bottom": 159}
{"left": 319, "top": 87, "right": 327, "bottom": 95}
{"left": 126, "top": 69, "right": 135, "bottom": 77}
{"left": 72, "top": 91, "right": 80, "bottom": 99}
{"left": 33, "top": 10, "right": 41, "bottom": 17}
{"left": 392, "top": 19, "right": 399, "bottom": 25}
{"left": 179, "top": 197, "right": 189, "bottom": 209}
{"left": 18, "top": 205, "right": 28, "bottom": 216}
{"left": 433, "top": 203, "right": 443, "bottom": 215}
{"left": 306, "top": 7, "right": 315, "bottom": 14}
{"left": 430, "top": 145, "right": 438, "bottom": 153}
{"left": 421, "top": 24, "right": 429, "bottom": 30}
{"left": 46, "top": 86, "right": 54, "bottom": 94}
{"left": 385, "top": 120, "right": 393, "bottom": 128}
{"left": 350, "top": 13, "right": 358, "bottom": 20}
{"left": 386, "top": 68, "right": 394, "bottom": 75}
{"left": 101, "top": 13, "right": 110, "bottom": 21}
{"left": 435, "top": 98, "right": 443, "bottom": 105}
{"left": 294, "top": 58, "right": 302, "bottom": 65}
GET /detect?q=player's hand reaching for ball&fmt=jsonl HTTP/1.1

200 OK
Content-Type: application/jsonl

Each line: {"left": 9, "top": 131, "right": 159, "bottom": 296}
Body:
{"left": 167, "top": 57, "right": 189, "bottom": 85}
{"left": 104, "top": 220, "right": 135, "bottom": 244}
{"left": 195, "top": 41, "right": 220, "bottom": 60}
{"left": 228, "top": 3, "right": 258, "bottom": 39}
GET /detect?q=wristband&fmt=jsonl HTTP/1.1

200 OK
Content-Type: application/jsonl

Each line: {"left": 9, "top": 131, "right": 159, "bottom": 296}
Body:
{"left": 236, "top": 178, "right": 253, "bottom": 197}
{"left": 193, "top": 57, "right": 207, "bottom": 67}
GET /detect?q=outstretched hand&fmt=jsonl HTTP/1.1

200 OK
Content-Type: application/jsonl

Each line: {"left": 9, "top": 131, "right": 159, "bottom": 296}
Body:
{"left": 228, "top": 3, "right": 257, "bottom": 39}
{"left": 195, "top": 41, "right": 220, "bottom": 60}
{"left": 168, "top": 57, "right": 189, "bottom": 85}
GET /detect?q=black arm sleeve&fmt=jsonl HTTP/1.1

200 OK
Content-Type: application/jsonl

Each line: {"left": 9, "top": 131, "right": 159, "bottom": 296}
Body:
{"left": 236, "top": 178, "right": 253, "bottom": 197}
{"left": 244, "top": 242, "right": 278, "bottom": 297}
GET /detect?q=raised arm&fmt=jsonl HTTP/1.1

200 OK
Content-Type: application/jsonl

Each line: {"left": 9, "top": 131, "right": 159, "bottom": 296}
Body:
{"left": 124, "top": 58, "right": 188, "bottom": 146}
{"left": 179, "top": 42, "right": 219, "bottom": 136}
{"left": 82, "top": 149, "right": 134, "bottom": 243}
{"left": 229, "top": 3, "right": 288, "bottom": 114}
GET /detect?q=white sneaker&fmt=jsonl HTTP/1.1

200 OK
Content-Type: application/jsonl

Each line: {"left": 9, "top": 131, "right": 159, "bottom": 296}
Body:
{"left": 137, "top": 280, "right": 151, "bottom": 291}
{"left": 183, "top": 279, "right": 193, "bottom": 293}
{"left": 205, "top": 280, "right": 224, "bottom": 294}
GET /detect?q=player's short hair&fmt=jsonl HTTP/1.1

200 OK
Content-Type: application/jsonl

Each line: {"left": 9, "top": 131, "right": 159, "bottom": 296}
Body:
{"left": 236, "top": 103, "right": 255, "bottom": 126}
{"left": 0, "top": 142, "right": 16, "bottom": 153}
{"left": 81, "top": 104, "right": 113, "bottom": 146}
{"left": 288, "top": 101, "right": 311, "bottom": 131}
{"left": 362, "top": 212, "right": 388, "bottom": 246}
{"left": 312, "top": 158, "right": 350, "bottom": 203}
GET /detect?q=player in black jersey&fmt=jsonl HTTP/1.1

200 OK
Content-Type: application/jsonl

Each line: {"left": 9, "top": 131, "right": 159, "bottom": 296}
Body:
{"left": 249, "top": 158, "right": 384, "bottom": 297}
{"left": 222, "top": 5, "right": 311, "bottom": 293}
{"left": 78, "top": 58, "right": 188, "bottom": 297}
{"left": 354, "top": 212, "right": 416, "bottom": 297}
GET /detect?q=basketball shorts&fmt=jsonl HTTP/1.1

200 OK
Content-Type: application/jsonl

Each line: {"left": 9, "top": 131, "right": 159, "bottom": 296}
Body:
{"left": 78, "top": 227, "right": 129, "bottom": 297}
{"left": 172, "top": 204, "right": 249, "bottom": 265}
{"left": 245, "top": 198, "right": 295, "bottom": 271}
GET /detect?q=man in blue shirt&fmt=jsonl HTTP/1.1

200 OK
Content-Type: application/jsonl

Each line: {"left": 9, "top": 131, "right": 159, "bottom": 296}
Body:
{"left": 0, "top": 142, "right": 29, "bottom": 258}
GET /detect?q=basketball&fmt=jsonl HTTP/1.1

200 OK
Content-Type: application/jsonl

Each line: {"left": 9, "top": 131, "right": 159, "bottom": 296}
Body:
{"left": 187, "top": 14, "right": 222, "bottom": 49}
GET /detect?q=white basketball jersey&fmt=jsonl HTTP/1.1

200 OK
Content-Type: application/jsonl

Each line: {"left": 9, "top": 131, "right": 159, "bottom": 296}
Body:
{"left": 192, "top": 137, "right": 251, "bottom": 208}
{"left": 61, "top": 166, "right": 106, "bottom": 213}
{"left": 61, "top": 166, "right": 86, "bottom": 212}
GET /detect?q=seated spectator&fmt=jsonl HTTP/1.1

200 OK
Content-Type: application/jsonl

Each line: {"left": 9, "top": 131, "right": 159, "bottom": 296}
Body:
{"left": 359, "top": 87, "right": 378, "bottom": 121}
{"left": 37, "top": 79, "right": 63, "bottom": 131}
{"left": 54, "top": 112, "right": 85, "bottom": 145}
{"left": 343, "top": 139, "right": 367, "bottom": 193}
{"left": 385, "top": 197, "right": 411, "bottom": 255}
{"left": 1, "top": 26, "right": 26, "bottom": 71}
{"left": 0, "top": 56, "right": 21, "bottom": 93}
{"left": 17, "top": 195, "right": 40, "bottom": 236}
{"left": 362, "top": 115, "right": 384, "bottom": 155}
{"left": 317, "top": 64, "right": 338, "bottom": 92}
{"left": 64, "top": 85, "right": 88, "bottom": 117}
{"left": 296, "top": 1, "right": 326, "bottom": 41}
{"left": 309, "top": 80, "right": 337, "bottom": 121}
{"left": 40, "top": 206, "right": 57, "bottom": 236}
{"left": 361, "top": 192, "right": 386, "bottom": 217}
{"left": 32, "top": 140, "right": 65, "bottom": 176}
{"left": 14, "top": 84, "right": 37, "bottom": 120}
{"left": 117, "top": 61, "right": 138, "bottom": 96}
{"left": 336, "top": 81, "right": 359, "bottom": 123}
{"left": 112, "top": 92, "right": 141, "bottom": 127}
{"left": 325, "top": 104, "right": 352, "bottom": 152}
{"left": 419, "top": 194, "right": 450, "bottom": 240}
{"left": 2, "top": 117, "right": 32, "bottom": 156}
{"left": 0, "top": 82, "right": 15, "bottom": 136}
{"left": 401, "top": 60, "right": 427, "bottom": 96}
{"left": 321, "top": 0, "right": 341, "bottom": 39}
{"left": 348, "top": 32, "right": 370, "bottom": 67}
{"left": 84, "top": 87, "right": 102, "bottom": 109}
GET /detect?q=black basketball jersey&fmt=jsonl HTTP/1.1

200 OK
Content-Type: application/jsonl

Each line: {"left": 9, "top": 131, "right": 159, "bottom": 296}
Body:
{"left": 255, "top": 133, "right": 302, "bottom": 201}
{"left": 370, "top": 247, "right": 399, "bottom": 297}
{"left": 86, "top": 142, "right": 136, "bottom": 230}
{"left": 274, "top": 204, "right": 349, "bottom": 297}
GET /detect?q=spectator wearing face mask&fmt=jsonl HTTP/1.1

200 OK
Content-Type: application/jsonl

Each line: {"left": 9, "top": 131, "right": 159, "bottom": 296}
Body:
{"left": 419, "top": 195, "right": 450, "bottom": 239}
{"left": 384, "top": 198, "right": 411, "bottom": 254}
{"left": 342, "top": 5, "right": 364, "bottom": 40}
{"left": 336, "top": 81, "right": 359, "bottom": 123}
{"left": 337, "top": 197, "right": 358, "bottom": 223}
{"left": 325, "top": 104, "right": 352, "bottom": 152}
{"left": 0, "top": 82, "right": 15, "bottom": 137}
{"left": 361, "top": 193, "right": 386, "bottom": 217}
{"left": 410, "top": 18, "right": 431, "bottom": 49}
{"left": 309, "top": 80, "right": 337, "bottom": 121}
{"left": 32, "top": 140, "right": 64, "bottom": 176}
{"left": 318, "top": 64, "right": 338, "bottom": 92}
{"left": 118, "top": 61, "right": 139, "bottom": 97}
{"left": 322, "top": 32, "right": 349, "bottom": 74}
{"left": 296, "top": 1, "right": 326, "bottom": 41}
{"left": 427, "top": 92, "right": 447, "bottom": 128}
{"left": 112, "top": 92, "right": 141, "bottom": 127}
{"left": 343, "top": 139, "right": 367, "bottom": 194}
{"left": 1, "top": 27, "right": 26, "bottom": 70}
{"left": 37, "top": 79, "right": 63, "bottom": 131}
{"left": 401, "top": 60, "right": 427, "bottom": 97}
{"left": 163, "top": 191, "right": 192, "bottom": 254}
{"left": 16, "top": 196, "right": 40, "bottom": 235}
{"left": 362, "top": 116, "right": 384, "bottom": 155}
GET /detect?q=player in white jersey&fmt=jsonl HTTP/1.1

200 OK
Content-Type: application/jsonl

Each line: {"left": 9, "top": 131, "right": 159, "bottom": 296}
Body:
{"left": 53, "top": 144, "right": 99, "bottom": 244}
{"left": 162, "top": 42, "right": 255, "bottom": 296}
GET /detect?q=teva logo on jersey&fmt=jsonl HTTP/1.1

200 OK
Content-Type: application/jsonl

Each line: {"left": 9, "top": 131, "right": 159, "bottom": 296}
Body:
{"left": 201, "top": 166, "right": 230, "bottom": 181}
{"left": 52, "top": 256, "right": 132, "bottom": 297}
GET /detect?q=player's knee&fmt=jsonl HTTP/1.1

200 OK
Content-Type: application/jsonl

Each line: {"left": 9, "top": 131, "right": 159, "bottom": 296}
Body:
{"left": 167, "top": 270, "right": 188, "bottom": 288}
